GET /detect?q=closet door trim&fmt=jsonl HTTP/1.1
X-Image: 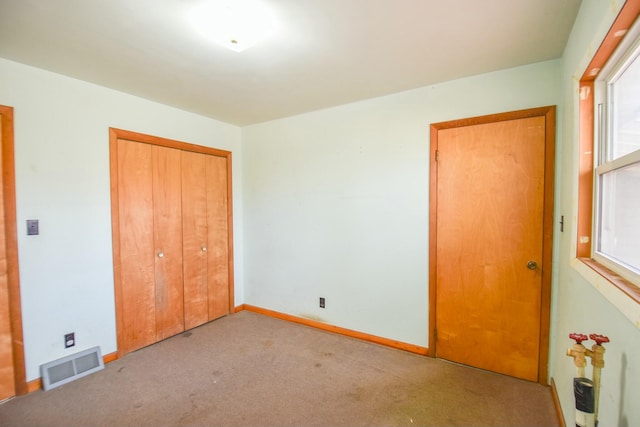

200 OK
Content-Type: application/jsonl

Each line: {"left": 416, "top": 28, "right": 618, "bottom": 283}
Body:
{"left": 109, "top": 128, "right": 234, "bottom": 358}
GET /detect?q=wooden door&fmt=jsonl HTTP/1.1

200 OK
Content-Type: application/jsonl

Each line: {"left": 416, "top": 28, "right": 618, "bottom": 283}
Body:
{"left": 115, "top": 139, "right": 184, "bottom": 353}
{"left": 111, "top": 128, "right": 234, "bottom": 358}
{"left": 116, "top": 139, "right": 156, "bottom": 353}
{"left": 152, "top": 145, "right": 184, "bottom": 340}
{"left": 0, "top": 106, "right": 26, "bottom": 398}
{"left": 0, "top": 112, "right": 15, "bottom": 400}
{"left": 430, "top": 107, "right": 555, "bottom": 383}
{"left": 205, "top": 154, "right": 230, "bottom": 320}
{"left": 182, "top": 151, "right": 230, "bottom": 329}
{"left": 182, "top": 150, "right": 209, "bottom": 329}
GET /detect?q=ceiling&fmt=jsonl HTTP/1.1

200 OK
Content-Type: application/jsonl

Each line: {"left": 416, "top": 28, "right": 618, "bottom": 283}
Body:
{"left": 0, "top": 0, "right": 582, "bottom": 126}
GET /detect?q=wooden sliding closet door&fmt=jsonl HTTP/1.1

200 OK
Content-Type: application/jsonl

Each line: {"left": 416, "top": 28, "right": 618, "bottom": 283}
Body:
{"left": 182, "top": 151, "right": 230, "bottom": 329}
{"left": 153, "top": 146, "right": 185, "bottom": 340}
{"left": 116, "top": 140, "right": 184, "bottom": 353}
{"left": 182, "top": 151, "right": 209, "bottom": 329}
{"left": 117, "top": 139, "right": 156, "bottom": 352}
{"left": 206, "top": 154, "right": 230, "bottom": 321}
{"left": 111, "top": 128, "right": 233, "bottom": 357}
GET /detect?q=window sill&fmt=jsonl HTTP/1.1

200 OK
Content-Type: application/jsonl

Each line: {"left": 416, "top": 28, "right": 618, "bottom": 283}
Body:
{"left": 574, "top": 257, "right": 640, "bottom": 328}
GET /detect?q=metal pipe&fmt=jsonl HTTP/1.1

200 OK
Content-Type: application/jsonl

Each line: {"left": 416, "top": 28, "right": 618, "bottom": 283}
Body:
{"left": 588, "top": 333, "right": 609, "bottom": 426}
{"left": 567, "top": 333, "right": 588, "bottom": 377}
{"left": 567, "top": 333, "right": 609, "bottom": 427}
{"left": 567, "top": 333, "right": 592, "bottom": 427}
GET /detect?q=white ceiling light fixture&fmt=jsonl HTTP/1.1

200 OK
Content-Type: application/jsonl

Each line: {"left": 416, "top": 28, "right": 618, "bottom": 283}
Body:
{"left": 188, "top": 0, "right": 277, "bottom": 52}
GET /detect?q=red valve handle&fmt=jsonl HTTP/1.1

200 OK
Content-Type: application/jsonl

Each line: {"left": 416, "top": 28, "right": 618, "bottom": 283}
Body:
{"left": 569, "top": 333, "right": 588, "bottom": 344}
{"left": 590, "top": 333, "right": 610, "bottom": 345}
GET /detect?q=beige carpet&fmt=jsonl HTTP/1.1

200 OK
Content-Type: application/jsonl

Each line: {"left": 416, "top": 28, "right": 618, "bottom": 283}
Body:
{"left": 0, "top": 311, "right": 559, "bottom": 426}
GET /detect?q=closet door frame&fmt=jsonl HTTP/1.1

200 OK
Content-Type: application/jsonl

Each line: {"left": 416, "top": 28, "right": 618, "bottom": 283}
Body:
{"left": 109, "top": 128, "right": 234, "bottom": 358}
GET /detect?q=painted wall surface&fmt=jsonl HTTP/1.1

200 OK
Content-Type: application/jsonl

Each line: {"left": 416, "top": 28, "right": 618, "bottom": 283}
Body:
{"left": 0, "top": 58, "right": 244, "bottom": 381}
{"left": 2, "top": 4, "right": 638, "bottom": 424}
{"left": 242, "top": 60, "right": 562, "bottom": 347}
{"left": 554, "top": 1, "right": 640, "bottom": 425}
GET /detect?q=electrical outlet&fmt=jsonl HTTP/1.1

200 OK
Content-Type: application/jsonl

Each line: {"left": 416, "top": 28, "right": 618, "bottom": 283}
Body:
{"left": 319, "top": 297, "right": 325, "bottom": 308}
{"left": 65, "top": 332, "right": 75, "bottom": 348}
{"left": 26, "top": 219, "right": 39, "bottom": 235}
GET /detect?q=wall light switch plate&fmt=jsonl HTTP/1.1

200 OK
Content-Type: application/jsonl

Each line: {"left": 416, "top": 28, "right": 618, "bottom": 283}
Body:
{"left": 27, "top": 219, "right": 39, "bottom": 235}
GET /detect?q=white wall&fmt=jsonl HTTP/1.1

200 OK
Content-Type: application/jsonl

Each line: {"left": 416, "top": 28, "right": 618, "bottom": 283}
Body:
{"left": 554, "top": 1, "right": 640, "bottom": 425}
{"left": 0, "top": 58, "right": 244, "bottom": 381}
{"left": 242, "top": 60, "right": 562, "bottom": 347}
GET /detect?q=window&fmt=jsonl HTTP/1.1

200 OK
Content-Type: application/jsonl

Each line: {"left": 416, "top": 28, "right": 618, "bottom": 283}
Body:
{"left": 594, "top": 23, "right": 640, "bottom": 284}
{"left": 577, "top": 2, "right": 640, "bottom": 304}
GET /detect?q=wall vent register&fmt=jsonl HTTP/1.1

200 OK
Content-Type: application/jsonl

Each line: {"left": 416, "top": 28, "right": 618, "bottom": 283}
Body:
{"left": 40, "top": 346, "right": 104, "bottom": 391}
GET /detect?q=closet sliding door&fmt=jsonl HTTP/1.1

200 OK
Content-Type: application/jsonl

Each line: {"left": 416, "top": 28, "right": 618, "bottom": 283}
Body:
{"left": 205, "top": 154, "right": 230, "bottom": 321}
{"left": 182, "top": 150, "right": 210, "bottom": 330}
{"left": 153, "top": 145, "right": 185, "bottom": 341}
{"left": 111, "top": 129, "right": 233, "bottom": 357}
{"left": 115, "top": 140, "right": 185, "bottom": 353}
{"left": 182, "top": 151, "right": 230, "bottom": 330}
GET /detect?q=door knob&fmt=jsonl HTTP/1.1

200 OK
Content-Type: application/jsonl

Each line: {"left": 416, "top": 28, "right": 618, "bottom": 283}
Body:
{"left": 527, "top": 260, "right": 538, "bottom": 270}
{"left": 157, "top": 251, "right": 164, "bottom": 258}
{"left": 201, "top": 246, "right": 207, "bottom": 252}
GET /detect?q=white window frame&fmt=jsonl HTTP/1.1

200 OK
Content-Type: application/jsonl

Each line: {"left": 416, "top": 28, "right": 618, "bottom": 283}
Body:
{"left": 593, "top": 18, "right": 640, "bottom": 286}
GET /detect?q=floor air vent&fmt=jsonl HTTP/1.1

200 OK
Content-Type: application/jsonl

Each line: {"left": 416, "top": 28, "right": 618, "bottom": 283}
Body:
{"left": 40, "top": 346, "right": 104, "bottom": 391}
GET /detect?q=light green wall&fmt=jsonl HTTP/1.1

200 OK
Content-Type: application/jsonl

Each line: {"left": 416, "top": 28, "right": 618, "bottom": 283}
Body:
{"left": 554, "top": 1, "right": 640, "bottom": 425}
{"left": 242, "top": 60, "right": 562, "bottom": 347}
{"left": 0, "top": 57, "right": 243, "bottom": 381}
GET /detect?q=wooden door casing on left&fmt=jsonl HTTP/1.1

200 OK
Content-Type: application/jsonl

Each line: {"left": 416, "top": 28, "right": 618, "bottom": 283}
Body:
{"left": 110, "top": 128, "right": 234, "bottom": 357}
{"left": 0, "top": 105, "right": 26, "bottom": 398}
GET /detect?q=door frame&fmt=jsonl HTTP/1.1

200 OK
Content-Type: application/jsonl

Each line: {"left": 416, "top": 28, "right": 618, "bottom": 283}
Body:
{"left": 109, "top": 128, "right": 235, "bottom": 358}
{"left": 0, "top": 105, "right": 27, "bottom": 396}
{"left": 428, "top": 106, "right": 556, "bottom": 384}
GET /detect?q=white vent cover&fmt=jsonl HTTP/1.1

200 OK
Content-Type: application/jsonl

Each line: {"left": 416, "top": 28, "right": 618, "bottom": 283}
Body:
{"left": 40, "top": 346, "right": 104, "bottom": 391}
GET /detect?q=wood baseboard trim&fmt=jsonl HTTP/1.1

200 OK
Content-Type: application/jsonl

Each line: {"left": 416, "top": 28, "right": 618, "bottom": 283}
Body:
{"left": 25, "top": 351, "right": 119, "bottom": 394}
{"left": 103, "top": 351, "right": 118, "bottom": 364}
{"left": 238, "top": 304, "right": 429, "bottom": 356}
{"left": 26, "top": 378, "right": 41, "bottom": 393}
{"left": 550, "top": 377, "right": 566, "bottom": 427}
